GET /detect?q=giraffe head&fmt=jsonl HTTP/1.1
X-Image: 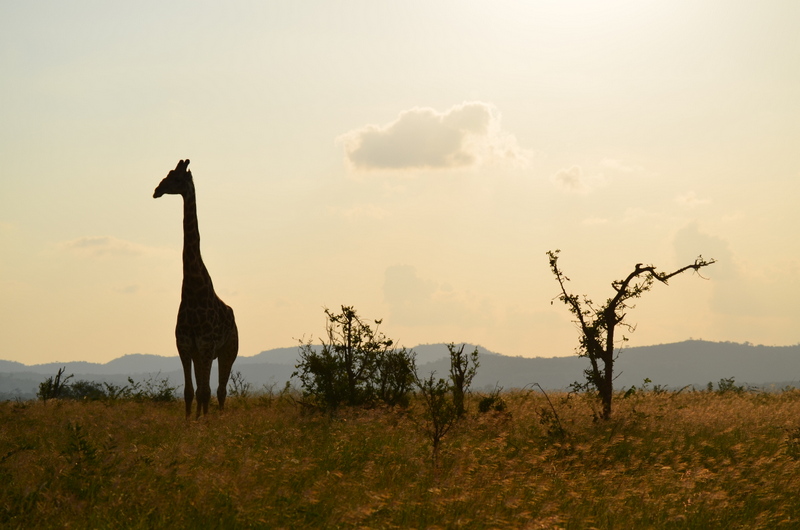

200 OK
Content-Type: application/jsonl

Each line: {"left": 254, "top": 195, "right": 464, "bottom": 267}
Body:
{"left": 153, "top": 159, "right": 192, "bottom": 198}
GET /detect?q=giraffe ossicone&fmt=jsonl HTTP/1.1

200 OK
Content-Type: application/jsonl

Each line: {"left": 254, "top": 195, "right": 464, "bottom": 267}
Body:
{"left": 153, "top": 159, "right": 238, "bottom": 419}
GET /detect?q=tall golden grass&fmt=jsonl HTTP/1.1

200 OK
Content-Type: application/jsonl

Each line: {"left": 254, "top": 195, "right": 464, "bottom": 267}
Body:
{"left": 2, "top": 389, "right": 800, "bottom": 528}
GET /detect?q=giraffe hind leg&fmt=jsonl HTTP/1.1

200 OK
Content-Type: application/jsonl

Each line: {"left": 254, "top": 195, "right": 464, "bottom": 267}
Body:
{"left": 216, "top": 324, "right": 239, "bottom": 412}
{"left": 179, "top": 351, "right": 194, "bottom": 419}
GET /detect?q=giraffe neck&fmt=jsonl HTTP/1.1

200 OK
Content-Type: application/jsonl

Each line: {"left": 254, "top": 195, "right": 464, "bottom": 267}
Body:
{"left": 181, "top": 180, "right": 214, "bottom": 293}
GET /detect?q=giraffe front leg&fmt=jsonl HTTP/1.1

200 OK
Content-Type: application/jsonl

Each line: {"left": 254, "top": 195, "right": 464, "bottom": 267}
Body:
{"left": 178, "top": 349, "right": 194, "bottom": 419}
{"left": 193, "top": 358, "right": 213, "bottom": 419}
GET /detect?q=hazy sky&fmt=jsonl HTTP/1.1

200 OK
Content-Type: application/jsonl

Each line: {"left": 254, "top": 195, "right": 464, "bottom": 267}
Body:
{"left": 2, "top": 1, "right": 799, "bottom": 365}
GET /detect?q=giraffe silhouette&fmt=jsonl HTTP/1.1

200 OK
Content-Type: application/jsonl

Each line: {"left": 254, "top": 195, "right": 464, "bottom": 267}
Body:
{"left": 153, "top": 159, "right": 238, "bottom": 418}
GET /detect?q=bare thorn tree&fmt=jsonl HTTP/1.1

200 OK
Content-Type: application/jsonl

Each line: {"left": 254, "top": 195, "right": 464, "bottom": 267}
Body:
{"left": 547, "top": 250, "right": 715, "bottom": 420}
{"left": 448, "top": 343, "right": 479, "bottom": 418}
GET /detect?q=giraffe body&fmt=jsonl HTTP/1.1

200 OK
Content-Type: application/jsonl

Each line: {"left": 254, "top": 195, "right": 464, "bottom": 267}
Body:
{"left": 154, "top": 159, "right": 238, "bottom": 418}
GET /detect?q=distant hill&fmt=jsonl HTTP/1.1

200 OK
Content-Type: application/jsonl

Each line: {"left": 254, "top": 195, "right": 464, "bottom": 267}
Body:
{"left": 609, "top": 340, "right": 800, "bottom": 389}
{"left": 242, "top": 343, "right": 496, "bottom": 367}
{"left": 0, "top": 354, "right": 178, "bottom": 376}
{"left": 1, "top": 340, "right": 798, "bottom": 400}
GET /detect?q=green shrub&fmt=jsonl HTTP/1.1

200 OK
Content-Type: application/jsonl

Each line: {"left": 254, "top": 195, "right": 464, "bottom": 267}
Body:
{"left": 66, "top": 381, "right": 107, "bottom": 401}
{"left": 716, "top": 376, "right": 747, "bottom": 394}
{"left": 293, "top": 306, "right": 416, "bottom": 410}
{"left": 37, "top": 367, "right": 73, "bottom": 402}
{"left": 478, "top": 385, "right": 506, "bottom": 413}
{"left": 414, "top": 372, "right": 457, "bottom": 460}
{"left": 228, "top": 371, "right": 253, "bottom": 399}
{"left": 36, "top": 369, "right": 177, "bottom": 403}
{"left": 125, "top": 374, "right": 178, "bottom": 402}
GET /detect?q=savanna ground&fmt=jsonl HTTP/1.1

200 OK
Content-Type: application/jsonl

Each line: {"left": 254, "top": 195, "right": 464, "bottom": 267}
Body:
{"left": 2, "top": 388, "right": 800, "bottom": 529}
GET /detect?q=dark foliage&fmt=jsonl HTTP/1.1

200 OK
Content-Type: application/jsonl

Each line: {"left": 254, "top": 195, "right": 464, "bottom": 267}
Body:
{"left": 414, "top": 372, "right": 457, "bottom": 461}
{"left": 36, "top": 369, "right": 178, "bottom": 403}
{"left": 37, "top": 367, "right": 73, "bottom": 402}
{"left": 293, "top": 305, "right": 416, "bottom": 410}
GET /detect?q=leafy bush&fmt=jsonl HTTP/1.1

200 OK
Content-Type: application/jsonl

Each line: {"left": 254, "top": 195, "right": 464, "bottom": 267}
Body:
{"left": 414, "top": 372, "right": 457, "bottom": 460}
{"left": 102, "top": 382, "right": 130, "bottom": 400}
{"left": 65, "top": 381, "right": 107, "bottom": 401}
{"left": 708, "top": 377, "right": 748, "bottom": 394}
{"left": 623, "top": 378, "right": 670, "bottom": 398}
{"left": 413, "top": 344, "right": 482, "bottom": 459}
{"left": 36, "top": 369, "right": 177, "bottom": 403}
{"left": 37, "top": 367, "right": 73, "bottom": 402}
{"left": 293, "top": 306, "right": 416, "bottom": 410}
{"left": 228, "top": 371, "right": 253, "bottom": 399}
{"left": 124, "top": 375, "right": 178, "bottom": 402}
{"left": 374, "top": 347, "right": 416, "bottom": 407}
{"left": 478, "top": 384, "right": 506, "bottom": 413}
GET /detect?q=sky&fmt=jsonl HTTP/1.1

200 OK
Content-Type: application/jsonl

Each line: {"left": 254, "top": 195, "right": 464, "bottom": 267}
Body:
{"left": 1, "top": 1, "right": 799, "bottom": 365}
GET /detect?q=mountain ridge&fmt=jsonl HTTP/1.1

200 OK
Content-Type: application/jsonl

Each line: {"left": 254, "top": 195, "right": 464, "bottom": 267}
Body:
{"left": 2, "top": 340, "right": 798, "bottom": 400}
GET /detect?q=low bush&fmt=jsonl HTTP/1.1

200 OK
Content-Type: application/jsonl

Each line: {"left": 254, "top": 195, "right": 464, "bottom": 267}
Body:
{"left": 36, "top": 369, "right": 178, "bottom": 403}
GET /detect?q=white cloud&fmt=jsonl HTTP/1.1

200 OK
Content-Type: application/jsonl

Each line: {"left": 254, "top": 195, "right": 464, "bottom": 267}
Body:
{"left": 333, "top": 204, "right": 390, "bottom": 220}
{"left": 340, "top": 102, "right": 527, "bottom": 171}
{"left": 551, "top": 166, "right": 606, "bottom": 194}
{"left": 674, "top": 223, "right": 733, "bottom": 281}
{"left": 59, "top": 236, "right": 167, "bottom": 258}
{"left": 600, "top": 158, "right": 642, "bottom": 173}
{"left": 671, "top": 223, "right": 788, "bottom": 321}
{"left": 675, "top": 191, "right": 711, "bottom": 208}
{"left": 622, "top": 207, "right": 648, "bottom": 223}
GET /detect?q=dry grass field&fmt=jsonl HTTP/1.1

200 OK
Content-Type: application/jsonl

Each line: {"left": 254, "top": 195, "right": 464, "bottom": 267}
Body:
{"left": 2, "top": 388, "right": 800, "bottom": 529}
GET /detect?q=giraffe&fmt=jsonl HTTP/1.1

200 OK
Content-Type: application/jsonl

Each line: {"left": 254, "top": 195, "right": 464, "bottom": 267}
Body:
{"left": 153, "top": 159, "right": 238, "bottom": 419}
